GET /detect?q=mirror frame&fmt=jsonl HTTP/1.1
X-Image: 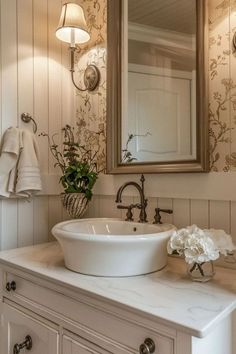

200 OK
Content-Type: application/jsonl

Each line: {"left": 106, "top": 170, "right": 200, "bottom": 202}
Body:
{"left": 106, "top": 0, "right": 209, "bottom": 174}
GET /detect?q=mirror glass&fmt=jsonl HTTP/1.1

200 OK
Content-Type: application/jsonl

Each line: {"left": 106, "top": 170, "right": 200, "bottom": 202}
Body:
{"left": 107, "top": 0, "right": 208, "bottom": 174}
{"left": 122, "top": 0, "right": 196, "bottom": 164}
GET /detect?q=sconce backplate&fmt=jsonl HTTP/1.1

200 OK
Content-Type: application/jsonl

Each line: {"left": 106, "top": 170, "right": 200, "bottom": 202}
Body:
{"left": 233, "top": 32, "right": 236, "bottom": 51}
{"left": 84, "top": 65, "right": 100, "bottom": 91}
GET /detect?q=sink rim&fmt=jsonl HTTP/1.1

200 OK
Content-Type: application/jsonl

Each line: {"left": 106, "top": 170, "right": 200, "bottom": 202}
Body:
{"left": 52, "top": 218, "right": 175, "bottom": 276}
{"left": 52, "top": 218, "right": 175, "bottom": 242}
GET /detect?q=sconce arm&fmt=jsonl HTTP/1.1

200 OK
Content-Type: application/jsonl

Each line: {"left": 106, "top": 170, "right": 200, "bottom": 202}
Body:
{"left": 69, "top": 47, "right": 100, "bottom": 92}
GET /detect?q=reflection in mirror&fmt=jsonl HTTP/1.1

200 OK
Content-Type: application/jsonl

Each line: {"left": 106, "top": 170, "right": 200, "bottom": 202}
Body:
{"left": 107, "top": 0, "right": 209, "bottom": 173}
{"left": 122, "top": 0, "right": 197, "bottom": 163}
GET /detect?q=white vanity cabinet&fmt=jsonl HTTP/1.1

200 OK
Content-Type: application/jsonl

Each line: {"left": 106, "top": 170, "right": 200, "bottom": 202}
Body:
{"left": 0, "top": 243, "right": 235, "bottom": 354}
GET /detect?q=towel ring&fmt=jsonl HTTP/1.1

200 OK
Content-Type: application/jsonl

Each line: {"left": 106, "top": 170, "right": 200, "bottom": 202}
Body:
{"left": 21, "top": 113, "right": 38, "bottom": 133}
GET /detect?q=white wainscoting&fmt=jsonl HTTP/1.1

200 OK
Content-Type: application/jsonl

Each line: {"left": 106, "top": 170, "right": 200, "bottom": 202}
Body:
{"left": 85, "top": 195, "right": 236, "bottom": 241}
{"left": 84, "top": 194, "right": 236, "bottom": 269}
{"left": 0, "top": 0, "right": 74, "bottom": 250}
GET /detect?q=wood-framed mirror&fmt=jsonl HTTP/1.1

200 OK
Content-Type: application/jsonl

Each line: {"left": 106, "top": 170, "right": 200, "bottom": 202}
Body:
{"left": 106, "top": 0, "right": 209, "bottom": 174}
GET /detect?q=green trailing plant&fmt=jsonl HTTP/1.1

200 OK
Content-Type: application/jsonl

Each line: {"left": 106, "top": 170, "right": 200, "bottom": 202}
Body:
{"left": 40, "top": 125, "right": 102, "bottom": 200}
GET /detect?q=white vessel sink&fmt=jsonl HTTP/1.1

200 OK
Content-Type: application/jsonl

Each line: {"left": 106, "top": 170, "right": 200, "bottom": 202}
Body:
{"left": 52, "top": 218, "right": 175, "bottom": 277}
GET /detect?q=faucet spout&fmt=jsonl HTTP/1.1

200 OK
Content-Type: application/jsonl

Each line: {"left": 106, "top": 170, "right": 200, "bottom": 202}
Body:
{"left": 115, "top": 175, "right": 148, "bottom": 223}
{"left": 115, "top": 186, "right": 124, "bottom": 203}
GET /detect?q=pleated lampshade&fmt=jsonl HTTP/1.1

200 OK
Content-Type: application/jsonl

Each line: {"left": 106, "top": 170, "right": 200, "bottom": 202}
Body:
{"left": 56, "top": 3, "right": 90, "bottom": 45}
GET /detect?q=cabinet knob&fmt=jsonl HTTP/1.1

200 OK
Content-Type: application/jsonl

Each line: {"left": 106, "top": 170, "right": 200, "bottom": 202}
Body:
{"left": 139, "top": 338, "right": 156, "bottom": 354}
{"left": 6, "top": 281, "right": 16, "bottom": 292}
{"left": 13, "top": 335, "right": 32, "bottom": 354}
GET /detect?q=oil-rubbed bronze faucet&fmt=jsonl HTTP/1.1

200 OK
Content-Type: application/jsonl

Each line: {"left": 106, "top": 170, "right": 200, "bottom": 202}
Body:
{"left": 115, "top": 175, "right": 148, "bottom": 223}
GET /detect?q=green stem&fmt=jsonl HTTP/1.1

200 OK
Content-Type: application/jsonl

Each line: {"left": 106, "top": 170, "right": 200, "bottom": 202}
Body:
{"left": 190, "top": 262, "right": 205, "bottom": 277}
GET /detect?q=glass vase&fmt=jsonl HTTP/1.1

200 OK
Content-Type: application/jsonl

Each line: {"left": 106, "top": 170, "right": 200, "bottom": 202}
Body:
{"left": 187, "top": 261, "right": 215, "bottom": 282}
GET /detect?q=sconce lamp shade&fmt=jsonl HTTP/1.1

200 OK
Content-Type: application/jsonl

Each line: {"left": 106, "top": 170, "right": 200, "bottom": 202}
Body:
{"left": 56, "top": 3, "right": 90, "bottom": 45}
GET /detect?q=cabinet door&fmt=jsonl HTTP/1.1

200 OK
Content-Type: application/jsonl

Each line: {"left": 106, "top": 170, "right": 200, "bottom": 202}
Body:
{"left": 63, "top": 335, "right": 110, "bottom": 354}
{"left": 0, "top": 303, "right": 59, "bottom": 354}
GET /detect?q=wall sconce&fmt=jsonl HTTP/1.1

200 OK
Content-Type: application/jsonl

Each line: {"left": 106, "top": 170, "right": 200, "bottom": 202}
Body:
{"left": 56, "top": 2, "right": 100, "bottom": 92}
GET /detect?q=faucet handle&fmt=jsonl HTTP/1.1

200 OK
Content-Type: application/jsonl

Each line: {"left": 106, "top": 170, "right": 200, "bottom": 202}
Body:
{"left": 117, "top": 204, "right": 134, "bottom": 221}
{"left": 153, "top": 208, "right": 173, "bottom": 224}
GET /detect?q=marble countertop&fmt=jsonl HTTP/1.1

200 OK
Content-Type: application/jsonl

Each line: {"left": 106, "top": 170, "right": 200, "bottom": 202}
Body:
{"left": 0, "top": 241, "right": 235, "bottom": 338}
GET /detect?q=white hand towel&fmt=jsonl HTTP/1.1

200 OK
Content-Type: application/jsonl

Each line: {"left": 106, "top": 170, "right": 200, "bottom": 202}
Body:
{"left": 0, "top": 127, "right": 22, "bottom": 197}
{"left": 13, "top": 129, "right": 42, "bottom": 197}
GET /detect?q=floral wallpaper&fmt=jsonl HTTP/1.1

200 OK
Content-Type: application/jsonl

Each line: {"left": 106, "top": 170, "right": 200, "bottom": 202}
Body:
{"left": 75, "top": 0, "right": 236, "bottom": 173}
{"left": 209, "top": 0, "right": 236, "bottom": 171}
{"left": 75, "top": 0, "right": 107, "bottom": 172}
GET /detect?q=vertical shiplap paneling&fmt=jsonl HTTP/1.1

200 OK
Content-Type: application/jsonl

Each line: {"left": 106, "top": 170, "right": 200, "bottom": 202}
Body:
{"left": 83, "top": 195, "right": 102, "bottom": 219}
{"left": 48, "top": 0, "right": 63, "bottom": 174}
{"left": 47, "top": 0, "right": 64, "bottom": 230}
{"left": 98, "top": 195, "right": 122, "bottom": 218}
{"left": 33, "top": 0, "right": 49, "bottom": 173}
{"left": 33, "top": 0, "right": 49, "bottom": 243}
{"left": 0, "top": 0, "right": 18, "bottom": 250}
{"left": 190, "top": 199, "right": 209, "bottom": 229}
{"left": 62, "top": 204, "right": 72, "bottom": 221}
{"left": 209, "top": 200, "right": 230, "bottom": 233}
{"left": 33, "top": 196, "right": 49, "bottom": 244}
{"left": 48, "top": 196, "right": 62, "bottom": 240}
{"left": 0, "top": 0, "right": 72, "bottom": 250}
{"left": 60, "top": 3, "right": 75, "bottom": 224}
{"left": 172, "top": 199, "right": 191, "bottom": 229}
{"left": 17, "top": 0, "right": 34, "bottom": 247}
{"left": 1, "top": 200, "right": 18, "bottom": 250}
{"left": 61, "top": 27, "right": 75, "bottom": 127}
{"left": 17, "top": 0, "right": 34, "bottom": 128}
{"left": 17, "top": 200, "right": 34, "bottom": 247}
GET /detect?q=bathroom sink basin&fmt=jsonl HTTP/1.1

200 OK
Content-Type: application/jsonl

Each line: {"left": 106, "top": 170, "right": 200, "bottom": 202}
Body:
{"left": 52, "top": 218, "right": 175, "bottom": 277}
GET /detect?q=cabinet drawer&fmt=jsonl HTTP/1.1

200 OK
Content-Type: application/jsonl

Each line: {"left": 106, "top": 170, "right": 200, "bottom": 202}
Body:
{"left": 0, "top": 303, "right": 59, "bottom": 354}
{"left": 4, "top": 272, "right": 174, "bottom": 354}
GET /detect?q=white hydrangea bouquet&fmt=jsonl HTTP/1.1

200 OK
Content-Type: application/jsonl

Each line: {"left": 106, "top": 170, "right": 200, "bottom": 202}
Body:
{"left": 167, "top": 225, "right": 235, "bottom": 281}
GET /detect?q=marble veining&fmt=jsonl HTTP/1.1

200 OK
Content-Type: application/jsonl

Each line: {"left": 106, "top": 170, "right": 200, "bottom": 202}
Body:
{"left": 0, "top": 241, "right": 235, "bottom": 338}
